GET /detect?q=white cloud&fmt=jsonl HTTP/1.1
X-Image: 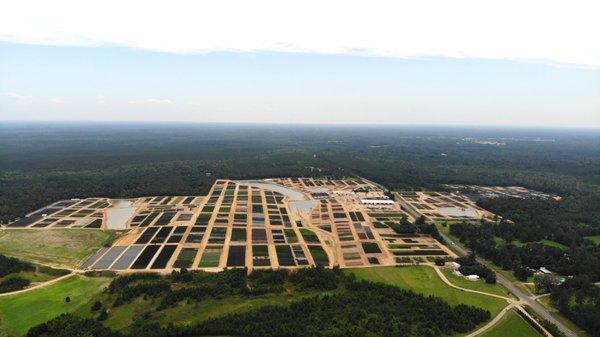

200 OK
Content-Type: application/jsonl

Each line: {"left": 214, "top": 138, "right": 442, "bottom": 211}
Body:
{"left": 1, "top": 92, "right": 32, "bottom": 100}
{"left": 146, "top": 98, "right": 173, "bottom": 104}
{"left": 128, "top": 98, "right": 173, "bottom": 105}
{"left": 0, "top": 0, "right": 599, "bottom": 67}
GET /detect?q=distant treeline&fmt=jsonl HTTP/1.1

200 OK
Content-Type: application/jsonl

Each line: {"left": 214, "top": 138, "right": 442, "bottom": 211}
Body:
{"left": 3, "top": 123, "right": 600, "bottom": 223}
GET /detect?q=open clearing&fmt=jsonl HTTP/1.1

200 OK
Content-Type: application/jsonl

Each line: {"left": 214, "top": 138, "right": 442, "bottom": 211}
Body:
{"left": 441, "top": 267, "right": 514, "bottom": 298}
{"left": 0, "top": 229, "right": 115, "bottom": 268}
{"left": 584, "top": 235, "right": 600, "bottom": 244}
{"left": 0, "top": 275, "right": 110, "bottom": 336}
{"left": 346, "top": 266, "right": 507, "bottom": 316}
{"left": 480, "top": 309, "right": 542, "bottom": 337}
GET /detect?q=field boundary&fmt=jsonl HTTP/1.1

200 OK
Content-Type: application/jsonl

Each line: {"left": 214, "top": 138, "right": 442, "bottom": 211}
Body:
{"left": 0, "top": 272, "right": 75, "bottom": 298}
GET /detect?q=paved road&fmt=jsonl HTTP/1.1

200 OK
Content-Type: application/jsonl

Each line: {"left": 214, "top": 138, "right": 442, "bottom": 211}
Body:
{"left": 439, "top": 232, "right": 577, "bottom": 337}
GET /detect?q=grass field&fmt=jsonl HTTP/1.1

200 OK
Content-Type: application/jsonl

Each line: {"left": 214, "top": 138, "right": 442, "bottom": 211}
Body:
{"left": 480, "top": 309, "right": 542, "bottom": 337}
{"left": 346, "top": 266, "right": 508, "bottom": 316}
{"left": 494, "top": 237, "right": 567, "bottom": 250}
{"left": 584, "top": 235, "right": 600, "bottom": 244}
{"left": 0, "top": 229, "right": 115, "bottom": 268}
{"left": 441, "top": 268, "right": 514, "bottom": 298}
{"left": 0, "top": 275, "right": 110, "bottom": 336}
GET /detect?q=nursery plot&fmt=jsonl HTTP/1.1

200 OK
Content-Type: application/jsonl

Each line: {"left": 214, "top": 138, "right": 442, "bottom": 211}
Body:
{"left": 299, "top": 229, "right": 320, "bottom": 243}
{"left": 151, "top": 245, "right": 177, "bottom": 269}
{"left": 276, "top": 245, "right": 296, "bottom": 266}
{"left": 173, "top": 248, "right": 198, "bottom": 269}
{"left": 85, "top": 219, "right": 103, "bottom": 228}
{"left": 252, "top": 228, "right": 268, "bottom": 243}
{"left": 131, "top": 245, "right": 161, "bottom": 269}
{"left": 80, "top": 247, "right": 110, "bottom": 269}
{"left": 151, "top": 226, "right": 173, "bottom": 244}
{"left": 199, "top": 246, "right": 223, "bottom": 267}
{"left": 208, "top": 227, "right": 227, "bottom": 244}
{"left": 231, "top": 228, "right": 247, "bottom": 242}
{"left": 93, "top": 246, "right": 127, "bottom": 269}
{"left": 111, "top": 246, "right": 144, "bottom": 270}
{"left": 135, "top": 227, "right": 159, "bottom": 244}
{"left": 226, "top": 246, "right": 246, "bottom": 267}
{"left": 308, "top": 245, "right": 329, "bottom": 267}
{"left": 252, "top": 245, "right": 271, "bottom": 267}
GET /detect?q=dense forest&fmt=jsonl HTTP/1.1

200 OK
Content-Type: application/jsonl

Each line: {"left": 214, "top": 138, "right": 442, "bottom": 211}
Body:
{"left": 28, "top": 267, "right": 490, "bottom": 337}
{"left": 2, "top": 122, "right": 600, "bottom": 223}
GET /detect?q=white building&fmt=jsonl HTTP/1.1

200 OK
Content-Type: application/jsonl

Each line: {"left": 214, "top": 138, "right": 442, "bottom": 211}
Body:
{"left": 360, "top": 199, "right": 395, "bottom": 206}
{"left": 465, "top": 275, "right": 480, "bottom": 281}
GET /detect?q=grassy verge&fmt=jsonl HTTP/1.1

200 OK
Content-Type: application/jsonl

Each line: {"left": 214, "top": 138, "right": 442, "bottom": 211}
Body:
{"left": 538, "top": 239, "right": 568, "bottom": 250}
{"left": 0, "top": 229, "right": 115, "bottom": 269}
{"left": 480, "top": 309, "right": 542, "bottom": 337}
{"left": 0, "top": 275, "right": 110, "bottom": 336}
{"left": 345, "top": 266, "right": 507, "bottom": 316}
{"left": 536, "top": 297, "right": 589, "bottom": 337}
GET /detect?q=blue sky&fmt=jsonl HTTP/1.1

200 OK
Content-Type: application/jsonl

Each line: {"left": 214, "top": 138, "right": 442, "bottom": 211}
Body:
{"left": 0, "top": 0, "right": 599, "bottom": 127}
{"left": 1, "top": 42, "right": 598, "bottom": 127}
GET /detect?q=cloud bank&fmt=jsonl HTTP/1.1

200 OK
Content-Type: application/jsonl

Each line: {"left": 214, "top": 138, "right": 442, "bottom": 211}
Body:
{"left": 0, "top": 0, "right": 599, "bottom": 67}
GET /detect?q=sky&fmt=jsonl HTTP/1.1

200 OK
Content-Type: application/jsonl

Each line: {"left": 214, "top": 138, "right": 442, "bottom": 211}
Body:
{"left": 0, "top": 0, "right": 599, "bottom": 127}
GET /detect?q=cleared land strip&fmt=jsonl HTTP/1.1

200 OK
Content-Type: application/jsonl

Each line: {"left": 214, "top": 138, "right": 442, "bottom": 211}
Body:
{"left": 0, "top": 272, "right": 76, "bottom": 297}
{"left": 466, "top": 303, "right": 516, "bottom": 337}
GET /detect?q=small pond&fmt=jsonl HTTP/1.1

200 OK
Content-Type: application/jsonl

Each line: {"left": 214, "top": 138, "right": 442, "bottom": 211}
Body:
{"left": 105, "top": 199, "right": 135, "bottom": 230}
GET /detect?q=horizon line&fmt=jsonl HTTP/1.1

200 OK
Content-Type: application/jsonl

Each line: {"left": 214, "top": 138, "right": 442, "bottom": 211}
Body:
{"left": 2, "top": 120, "right": 600, "bottom": 131}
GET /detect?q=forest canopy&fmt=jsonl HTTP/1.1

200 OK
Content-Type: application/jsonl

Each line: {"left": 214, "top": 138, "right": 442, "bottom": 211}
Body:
{"left": 2, "top": 122, "right": 600, "bottom": 223}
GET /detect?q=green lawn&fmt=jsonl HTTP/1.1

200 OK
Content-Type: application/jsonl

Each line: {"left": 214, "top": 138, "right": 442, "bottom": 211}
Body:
{"left": 480, "top": 309, "right": 542, "bottom": 337}
{"left": 441, "top": 268, "right": 514, "bottom": 298}
{"left": 494, "top": 237, "right": 525, "bottom": 248}
{"left": 346, "top": 266, "right": 508, "bottom": 316}
{"left": 0, "top": 229, "right": 116, "bottom": 268}
{"left": 493, "top": 237, "right": 506, "bottom": 247}
{"left": 584, "top": 235, "right": 600, "bottom": 245}
{"left": 538, "top": 239, "right": 568, "bottom": 250}
{"left": 494, "top": 237, "right": 567, "bottom": 250}
{"left": 0, "top": 275, "right": 110, "bottom": 336}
